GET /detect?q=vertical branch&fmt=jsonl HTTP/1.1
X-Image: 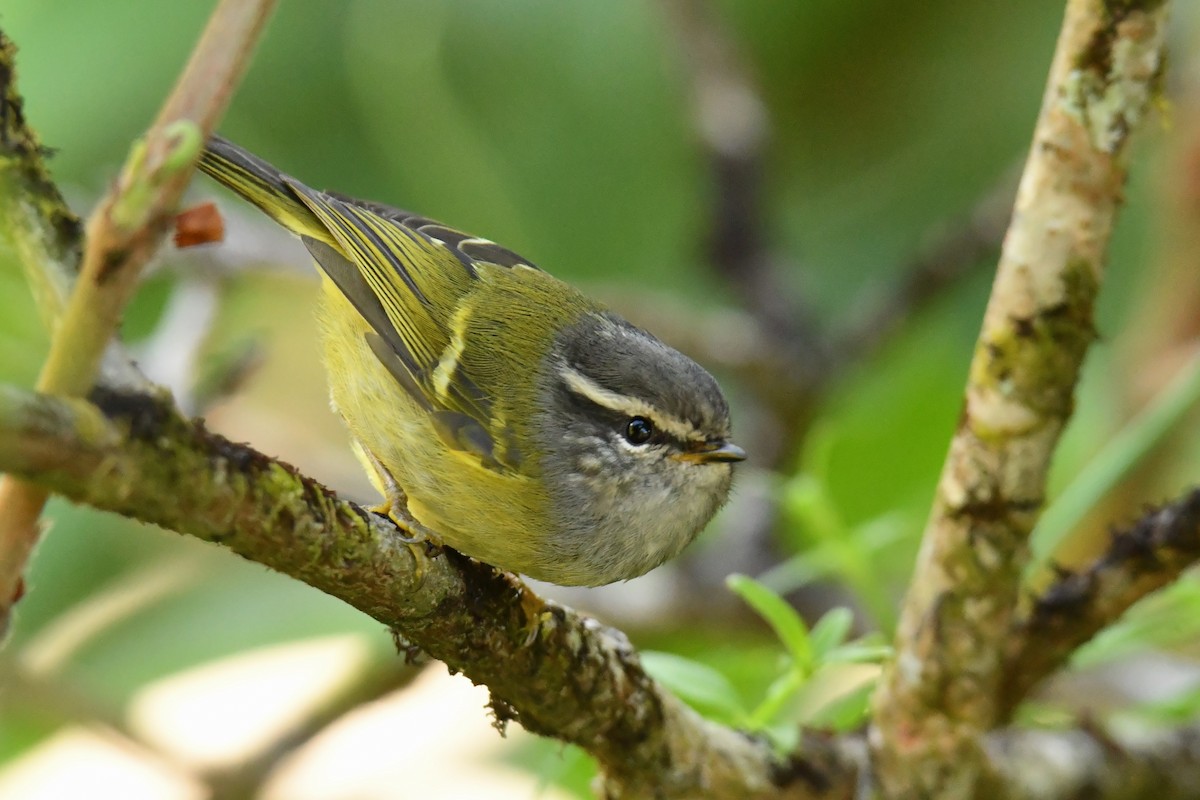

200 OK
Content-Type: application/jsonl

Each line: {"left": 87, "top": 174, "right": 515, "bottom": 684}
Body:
{"left": 661, "top": 0, "right": 829, "bottom": 471}
{"left": 870, "top": 1, "right": 1170, "bottom": 796}
{"left": 661, "top": 0, "right": 1016, "bottom": 473}
{"left": 0, "top": 0, "right": 276, "bottom": 636}
{"left": 662, "top": 0, "right": 824, "bottom": 359}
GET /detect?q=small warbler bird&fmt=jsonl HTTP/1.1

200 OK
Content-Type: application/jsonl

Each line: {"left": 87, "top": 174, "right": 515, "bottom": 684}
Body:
{"left": 198, "top": 136, "right": 745, "bottom": 586}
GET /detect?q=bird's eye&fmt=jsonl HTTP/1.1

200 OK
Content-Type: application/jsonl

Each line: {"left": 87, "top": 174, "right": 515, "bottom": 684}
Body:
{"left": 624, "top": 416, "right": 654, "bottom": 445}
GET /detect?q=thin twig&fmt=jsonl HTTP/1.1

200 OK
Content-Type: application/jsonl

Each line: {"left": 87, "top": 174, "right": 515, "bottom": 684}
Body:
{"left": 869, "top": 1, "right": 1171, "bottom": 796}
{"left": 661, "top": 0, "right": 826, "bottom": 367}
{"left": 659, "top": 0, "right": 1022, "bottom": 487}
{"left": 0, "top": 0, "right": 276, "bottom": 634}
{"left": 833, "top": 162, "right": 1020, "bottom": 360}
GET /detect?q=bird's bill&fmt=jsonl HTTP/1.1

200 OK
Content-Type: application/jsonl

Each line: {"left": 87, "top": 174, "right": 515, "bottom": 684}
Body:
{"left": 673, "top": 441, "right": 747, "bottom": 464}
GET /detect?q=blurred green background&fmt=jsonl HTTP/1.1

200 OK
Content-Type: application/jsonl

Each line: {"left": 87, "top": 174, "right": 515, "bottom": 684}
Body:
{"left": 1, "top": 1, "right": 1198, "bottom": 797}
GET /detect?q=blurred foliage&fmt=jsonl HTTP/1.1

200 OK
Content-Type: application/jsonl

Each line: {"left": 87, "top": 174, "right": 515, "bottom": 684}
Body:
{"left": 717, "top": 577, "right": 886, "bottom": 745}
{"left": 640, "top": 580, "right": 888, "bottom": 746}
{"left": 0, "top": 1, "right": 1198, "bottom": 797}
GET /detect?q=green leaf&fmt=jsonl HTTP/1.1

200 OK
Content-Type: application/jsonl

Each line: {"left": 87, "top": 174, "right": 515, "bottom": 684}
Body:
{"left": 785, "top": 662, "right": 880, "bottom": 731}
{"left": 640, "top": 651, "right": 747, "bottom": 723}
{"left": 822, "top": 643, "right": 892, "bottom": 665}
{"left": 802, "top": 675, "right": 876, "bottom": 731}
{"left": 748, "top": 667, "right": 805, "bottom": 728}
{"left": 809, "top": 607, "right": 854, "bottom": 661}
{"left": 727, "top": 574, "right": 812, "bottom": 671}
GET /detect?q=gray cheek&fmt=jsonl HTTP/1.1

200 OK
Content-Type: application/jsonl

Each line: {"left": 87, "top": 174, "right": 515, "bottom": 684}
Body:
{"left": 559, "top": 434, "right": 632, "bottom": 513}
{"left": 541, "top": 426, "right": 608, "bottom": 506}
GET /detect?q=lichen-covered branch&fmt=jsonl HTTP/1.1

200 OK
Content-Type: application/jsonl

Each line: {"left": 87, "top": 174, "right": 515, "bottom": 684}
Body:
{"left": 0, "top": 383, "right": 833, "bottom": 799}
{"left": 870, "top": 1, "right": 1171, "bottom": 796}
{"left": 1000, "top": 488, "right": 1200, "bottom": 717}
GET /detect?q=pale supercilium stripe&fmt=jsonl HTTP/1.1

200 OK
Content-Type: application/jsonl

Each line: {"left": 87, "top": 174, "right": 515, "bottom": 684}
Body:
{"left": 559, "top": 366, "right": 701, "bottom": 442}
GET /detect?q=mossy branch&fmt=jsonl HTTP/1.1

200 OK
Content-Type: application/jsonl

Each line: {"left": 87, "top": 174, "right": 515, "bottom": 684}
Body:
{"left": 0, "top": 382, "right": 828, "bottom": 799}
{"left": 870, "top": 0, "right": 1171, "bottom": 796}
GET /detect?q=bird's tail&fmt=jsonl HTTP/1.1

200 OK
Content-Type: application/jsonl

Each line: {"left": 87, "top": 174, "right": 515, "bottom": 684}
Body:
{"left": 198, "top": 134, "right": 332, "bottom": 244}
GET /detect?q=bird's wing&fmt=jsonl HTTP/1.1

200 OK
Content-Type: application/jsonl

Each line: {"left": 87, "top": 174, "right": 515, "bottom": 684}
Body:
{"left": 288, "top": 183, "right": 526, "bottom": 472}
